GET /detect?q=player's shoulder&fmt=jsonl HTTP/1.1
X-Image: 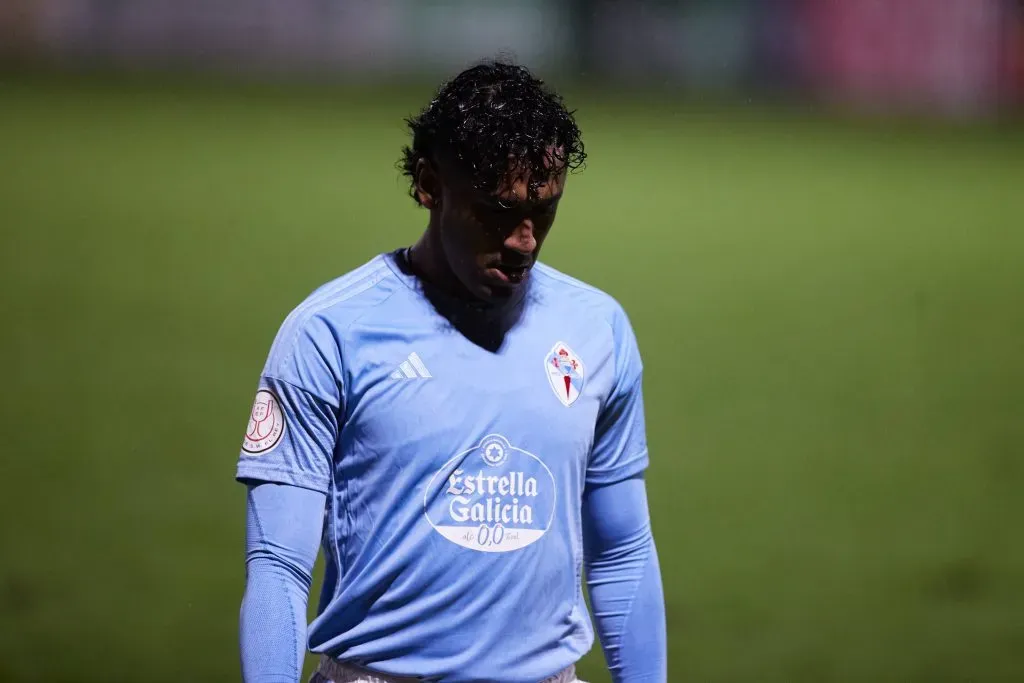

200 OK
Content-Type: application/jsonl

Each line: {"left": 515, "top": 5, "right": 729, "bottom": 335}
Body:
{"left": 262, "top": 253, "right": 402, "bottom": 380}
{"left": 280, "top": 253, "right": 402, "bottom": 332}
{"left": 532, "top": 262, "right": 642, "bottom": 374}
{"left": 296, "top": 253, "right": 400, "bottom": 319}
{"left": 532, "top": 261, "right": 631, "bottom": 329}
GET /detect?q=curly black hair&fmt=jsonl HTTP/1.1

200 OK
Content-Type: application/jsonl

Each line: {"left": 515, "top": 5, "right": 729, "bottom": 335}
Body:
{"left": 399, "top": 60, "right": 586, "bottom": 206}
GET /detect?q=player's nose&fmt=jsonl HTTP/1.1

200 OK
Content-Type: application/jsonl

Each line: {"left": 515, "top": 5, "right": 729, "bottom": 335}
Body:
{"left": 505, "top": 219, "right": 537, "bottom": 255}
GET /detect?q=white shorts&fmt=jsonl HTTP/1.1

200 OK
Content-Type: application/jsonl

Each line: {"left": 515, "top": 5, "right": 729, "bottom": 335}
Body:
{"left": 311, "top": 656, "right": 586, "bottom": 683}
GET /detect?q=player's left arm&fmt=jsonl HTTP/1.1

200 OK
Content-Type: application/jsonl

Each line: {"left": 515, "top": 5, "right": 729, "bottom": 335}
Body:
{"left": 583, "top": 306, "right": 667, "bottom": 683}
{"left": 236, "top": 313, "right": 344, "bottom": 683}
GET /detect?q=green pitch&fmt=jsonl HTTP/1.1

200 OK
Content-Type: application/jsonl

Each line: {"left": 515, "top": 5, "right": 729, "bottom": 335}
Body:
{"left": 1, "top": 75, "right": 1022, "bottom": 683}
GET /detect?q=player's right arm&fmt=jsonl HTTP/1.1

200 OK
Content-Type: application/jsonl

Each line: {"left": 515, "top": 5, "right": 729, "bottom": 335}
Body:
{"left": 235, "top": 314, "right": 345, "bottom": 683}
{"left": 241, "top": 480, "right": 324, "bottom": 683}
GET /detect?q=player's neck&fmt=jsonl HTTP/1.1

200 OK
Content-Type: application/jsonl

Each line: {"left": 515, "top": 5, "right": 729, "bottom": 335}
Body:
{"left": 407, "top": 230, "right": 458, "bottom": 299}
{"left": 406, "top": 229, "right": 525, "bottom": 351}
{"left": 407, "top": 229, "right": 505, "bottom": 314}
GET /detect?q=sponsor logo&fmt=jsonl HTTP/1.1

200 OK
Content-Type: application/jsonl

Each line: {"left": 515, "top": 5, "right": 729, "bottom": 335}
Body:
{"left": 423, "top": 434, "right": 556, "bottom": 553}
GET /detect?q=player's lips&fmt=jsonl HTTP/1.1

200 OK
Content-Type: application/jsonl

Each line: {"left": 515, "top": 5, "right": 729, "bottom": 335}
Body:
{"left": 486, "top": 263, "right": 531, "bottom": 286}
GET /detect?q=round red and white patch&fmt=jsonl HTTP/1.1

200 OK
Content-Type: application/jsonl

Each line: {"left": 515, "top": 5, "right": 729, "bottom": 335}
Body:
{"left": 242, "top": 389, "right": 286, "bottom": 455}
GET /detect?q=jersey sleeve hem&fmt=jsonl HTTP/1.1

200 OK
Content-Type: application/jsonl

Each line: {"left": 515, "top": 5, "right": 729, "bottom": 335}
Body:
{"left": 235, "top": 463, "right": 330, "bottom": 494}
{"left": 262, "top": 372, "right": 340, "bottom": 413}
{"left": 585, "top": 448, "right": 649, "bottom": 487}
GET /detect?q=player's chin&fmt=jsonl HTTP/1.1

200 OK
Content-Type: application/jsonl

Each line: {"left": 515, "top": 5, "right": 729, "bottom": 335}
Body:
{"left": 475, "top": 274, "right": 526, "bottom": 306}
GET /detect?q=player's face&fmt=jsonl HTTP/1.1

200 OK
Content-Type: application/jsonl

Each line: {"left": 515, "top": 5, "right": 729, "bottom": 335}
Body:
{"left": 438, "top": 164, "right": 566, "bottom": 306}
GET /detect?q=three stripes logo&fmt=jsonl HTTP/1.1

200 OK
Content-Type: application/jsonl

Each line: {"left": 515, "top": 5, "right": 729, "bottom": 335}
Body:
{"left": 390, "top": 352, "right": 432, "bottom": 380}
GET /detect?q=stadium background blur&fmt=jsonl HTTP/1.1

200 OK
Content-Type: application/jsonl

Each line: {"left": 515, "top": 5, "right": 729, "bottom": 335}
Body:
{"left": 1, "top": 1, "right": 1022, "bottom": 681}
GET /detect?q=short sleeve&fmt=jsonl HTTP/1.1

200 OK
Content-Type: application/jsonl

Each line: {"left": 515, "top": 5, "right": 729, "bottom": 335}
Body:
{"left": 235, "top": 314, "right": 343, "bottom": 494}
{"left": 587, "top": 306, "right": 649, "bottom": 487}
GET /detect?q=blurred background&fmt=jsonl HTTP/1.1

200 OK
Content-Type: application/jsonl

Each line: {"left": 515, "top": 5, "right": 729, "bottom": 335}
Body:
{"left": 1, "top": 1, "right": 1022, "bottom": 682}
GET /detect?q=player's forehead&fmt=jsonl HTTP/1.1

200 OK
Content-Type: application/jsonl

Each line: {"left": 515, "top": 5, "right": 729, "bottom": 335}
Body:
{"left": 447, "top": 148, "right": 567, "bottom": 206}
{"left": 495, "top": 166, "right": 566, "bottom": 204}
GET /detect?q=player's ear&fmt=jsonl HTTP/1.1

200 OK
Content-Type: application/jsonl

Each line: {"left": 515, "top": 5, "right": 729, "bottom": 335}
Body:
{"left": 414, "top": 158, "right": 440, "bottom": 210}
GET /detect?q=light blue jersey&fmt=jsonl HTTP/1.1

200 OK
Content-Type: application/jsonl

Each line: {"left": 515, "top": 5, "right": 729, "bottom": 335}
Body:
{"left": 236, "top": 250, "right": 649, "bottom": 682}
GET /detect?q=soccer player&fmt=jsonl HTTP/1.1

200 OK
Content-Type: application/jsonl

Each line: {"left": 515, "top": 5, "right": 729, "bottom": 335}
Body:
{"left": 237, "top": 60, "right": 667, "bottom": 683}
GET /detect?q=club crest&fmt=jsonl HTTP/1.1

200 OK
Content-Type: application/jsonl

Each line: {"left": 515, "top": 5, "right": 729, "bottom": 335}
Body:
{"left": 545, "top": 342, "right": 585, "bottom": 407}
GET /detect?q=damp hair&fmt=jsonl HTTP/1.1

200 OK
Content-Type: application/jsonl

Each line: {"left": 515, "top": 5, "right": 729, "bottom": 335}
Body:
{"left": 399, "top": 60, "right": 586, "bottom": 206}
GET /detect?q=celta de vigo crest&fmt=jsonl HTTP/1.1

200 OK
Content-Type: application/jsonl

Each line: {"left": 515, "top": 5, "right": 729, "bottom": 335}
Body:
{"left": 545, "top": 341, "right": 585, "bottom": 407}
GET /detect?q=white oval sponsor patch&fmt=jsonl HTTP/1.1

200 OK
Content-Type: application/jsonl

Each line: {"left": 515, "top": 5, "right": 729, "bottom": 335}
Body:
{"left": 242, "top": 389, "right": 286, "bottom": 455}
{"left": 423, "top": 434, "right": 556, "bottom": 553}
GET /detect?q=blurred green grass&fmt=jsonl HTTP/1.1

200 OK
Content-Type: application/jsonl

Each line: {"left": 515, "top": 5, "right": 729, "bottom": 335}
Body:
{"left": 1, "top": 76, "right": 1022, "bottom": 683}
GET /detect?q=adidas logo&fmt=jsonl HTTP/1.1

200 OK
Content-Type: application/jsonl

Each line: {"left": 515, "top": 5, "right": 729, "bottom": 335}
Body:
{"left": 389, "top": 352, "right": 433, "bottom": 379}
